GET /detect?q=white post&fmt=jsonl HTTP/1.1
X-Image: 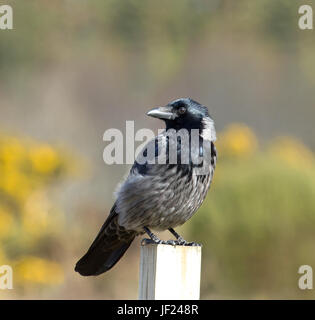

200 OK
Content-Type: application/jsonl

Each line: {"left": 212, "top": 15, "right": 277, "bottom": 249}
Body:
{"left": 138, "top": 243, "right": 202, "bottom": 300}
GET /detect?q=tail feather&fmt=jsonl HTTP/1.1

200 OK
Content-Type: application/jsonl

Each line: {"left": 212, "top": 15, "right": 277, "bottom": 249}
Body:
{"left": 75, "top": 206, "right": 136, "bottom": 276}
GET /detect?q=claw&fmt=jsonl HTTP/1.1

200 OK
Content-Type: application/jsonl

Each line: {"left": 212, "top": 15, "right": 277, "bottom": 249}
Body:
{"left": 142, "top": 227, "right": 202, "bottom": 247}
{"left": 167, "top": 228, "right": 202, "bottom": 247}
{"left": 175, "top": 237, "right": 187, "bottom": 246}
{"left": 184, "top": 241, "right": 202, "bottom": 247}
{"left": 165, "top": 240, "right": 177, "bottom": 246}
{"left": 141, "top": 238, "right": 180, "bottom": 246}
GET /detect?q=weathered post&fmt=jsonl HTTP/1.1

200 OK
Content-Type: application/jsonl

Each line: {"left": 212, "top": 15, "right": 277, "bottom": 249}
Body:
{"left": 139, "top": 243, "right": 202, "bottom": 300}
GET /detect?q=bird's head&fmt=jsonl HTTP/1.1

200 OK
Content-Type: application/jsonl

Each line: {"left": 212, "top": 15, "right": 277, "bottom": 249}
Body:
{"left": 147, "top": 98, "right": 216, "bottom": 141}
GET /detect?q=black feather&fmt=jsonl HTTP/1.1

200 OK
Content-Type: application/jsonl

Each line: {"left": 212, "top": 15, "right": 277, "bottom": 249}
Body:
{"left": 75, "top": 205, "right": 137, "bottom": 276}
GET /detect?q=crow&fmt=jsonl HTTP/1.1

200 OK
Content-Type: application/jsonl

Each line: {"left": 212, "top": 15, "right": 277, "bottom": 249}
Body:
{"left": 75, "top": 98, "right": 217, "bottom": 276}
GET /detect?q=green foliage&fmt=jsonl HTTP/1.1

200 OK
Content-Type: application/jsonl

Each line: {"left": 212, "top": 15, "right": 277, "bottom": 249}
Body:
{"left": 0, "top": 1, "right": 310, "bottom": 80}
{"left": 187, "top": 130, "right": 315, "bottom": 298}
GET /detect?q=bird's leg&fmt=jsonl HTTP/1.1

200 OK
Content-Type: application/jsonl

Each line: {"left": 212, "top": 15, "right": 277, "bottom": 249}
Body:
{"left": 168, "top": 228, "right": 201, "bottom": 247}
{"left": 168, "top": 228, "right": 186, "bottom": 244}
{"left": 141, "top": 227, "right": 177, "bottom": 246}
{"left": 142, "top": 226, "right": 161, "bottom": 244}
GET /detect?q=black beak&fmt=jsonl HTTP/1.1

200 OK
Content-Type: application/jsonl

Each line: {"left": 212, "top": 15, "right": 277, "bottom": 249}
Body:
{"left": 147, "top": 106, "right": 176, "bottom": 120}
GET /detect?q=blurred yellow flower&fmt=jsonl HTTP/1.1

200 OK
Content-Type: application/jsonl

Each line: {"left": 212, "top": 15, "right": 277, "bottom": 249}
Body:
{"left": 0, "top": 137, "right": 25, "bottom": 168}
{"left": 269, "top": 136, "right": 314, "bottom": 169}
{"left": 29, "top": 145, "right": 60, "bottom": 174}
{"left": 0, "top": 169, "right": 31, "bottom": 202}
{"left": 0, "top": 208, "right": 14, "bottom": 238}
{"left": 217, "top": 123, "right": 258, "bottom": 158}
{"left": 15, "top": 256, "right": 64, "bottom": 285}
{"left": 0, "top": 133, "right": 77, "bottom": 293}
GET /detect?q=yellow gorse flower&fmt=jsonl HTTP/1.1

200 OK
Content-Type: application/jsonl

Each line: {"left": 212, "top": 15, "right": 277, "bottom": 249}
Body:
{"left": 29, "top": 145, "right": 60, "bottom": 174}
{"left": 0, "top": 133, "right": 76, "bottom": 288}
{"left": 1, "top": 169, "right": 31, "bottom": 202}
{"left": 15, "top": 256, "right": 64, "bottom": 285}
{"left": 0, "top": 137, "right": 25, "bottom": 167}
{"left": 217, "top": 123, "right": 258, "bottom": 158}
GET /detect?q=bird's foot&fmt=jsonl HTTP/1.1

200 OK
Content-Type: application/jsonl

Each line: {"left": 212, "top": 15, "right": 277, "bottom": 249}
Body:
{"left": 142, "top": 227, "right": 201, "bottom": 247}
{"left": 141, "top": 238, "right": 160, "bottom": 246}
{"left": 142, "top": 226, "right": 178, "bottom": 246}
{"left": 141, "top": 238, "right": 201, "bottom": 247}
{"left": 167, "top": 228, "right": 202, "bottom": 247}
{"left": 182, "top": 241, "right": 202, "bottom": 247}
{"left": 164, "top": 239, "right": 178, "bottom": 246}
{"left": 173, "top": 237, "right": 202, "bottom": 247}
{"left": 141, "top": 238, "right": 178, "bottom": 246}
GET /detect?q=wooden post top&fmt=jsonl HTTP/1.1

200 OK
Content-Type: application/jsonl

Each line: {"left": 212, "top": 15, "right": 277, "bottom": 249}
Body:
{"left": 139, "top": 243, "right": 202, "bottom": 300}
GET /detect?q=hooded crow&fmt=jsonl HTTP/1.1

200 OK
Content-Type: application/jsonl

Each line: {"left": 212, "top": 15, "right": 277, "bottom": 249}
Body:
{"left": 75, "top": 98, "right": 217, "bottom": 276}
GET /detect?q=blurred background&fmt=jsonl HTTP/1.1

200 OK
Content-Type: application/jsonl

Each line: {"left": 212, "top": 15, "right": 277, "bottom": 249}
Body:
{"left": 0, "top": 0, "right": 315, "bottom": 299}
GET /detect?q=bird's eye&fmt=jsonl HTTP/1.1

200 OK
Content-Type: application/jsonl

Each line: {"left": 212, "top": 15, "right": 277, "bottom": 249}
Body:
{"left": 178, "top": 107, "right": 186, "bottom": 115}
